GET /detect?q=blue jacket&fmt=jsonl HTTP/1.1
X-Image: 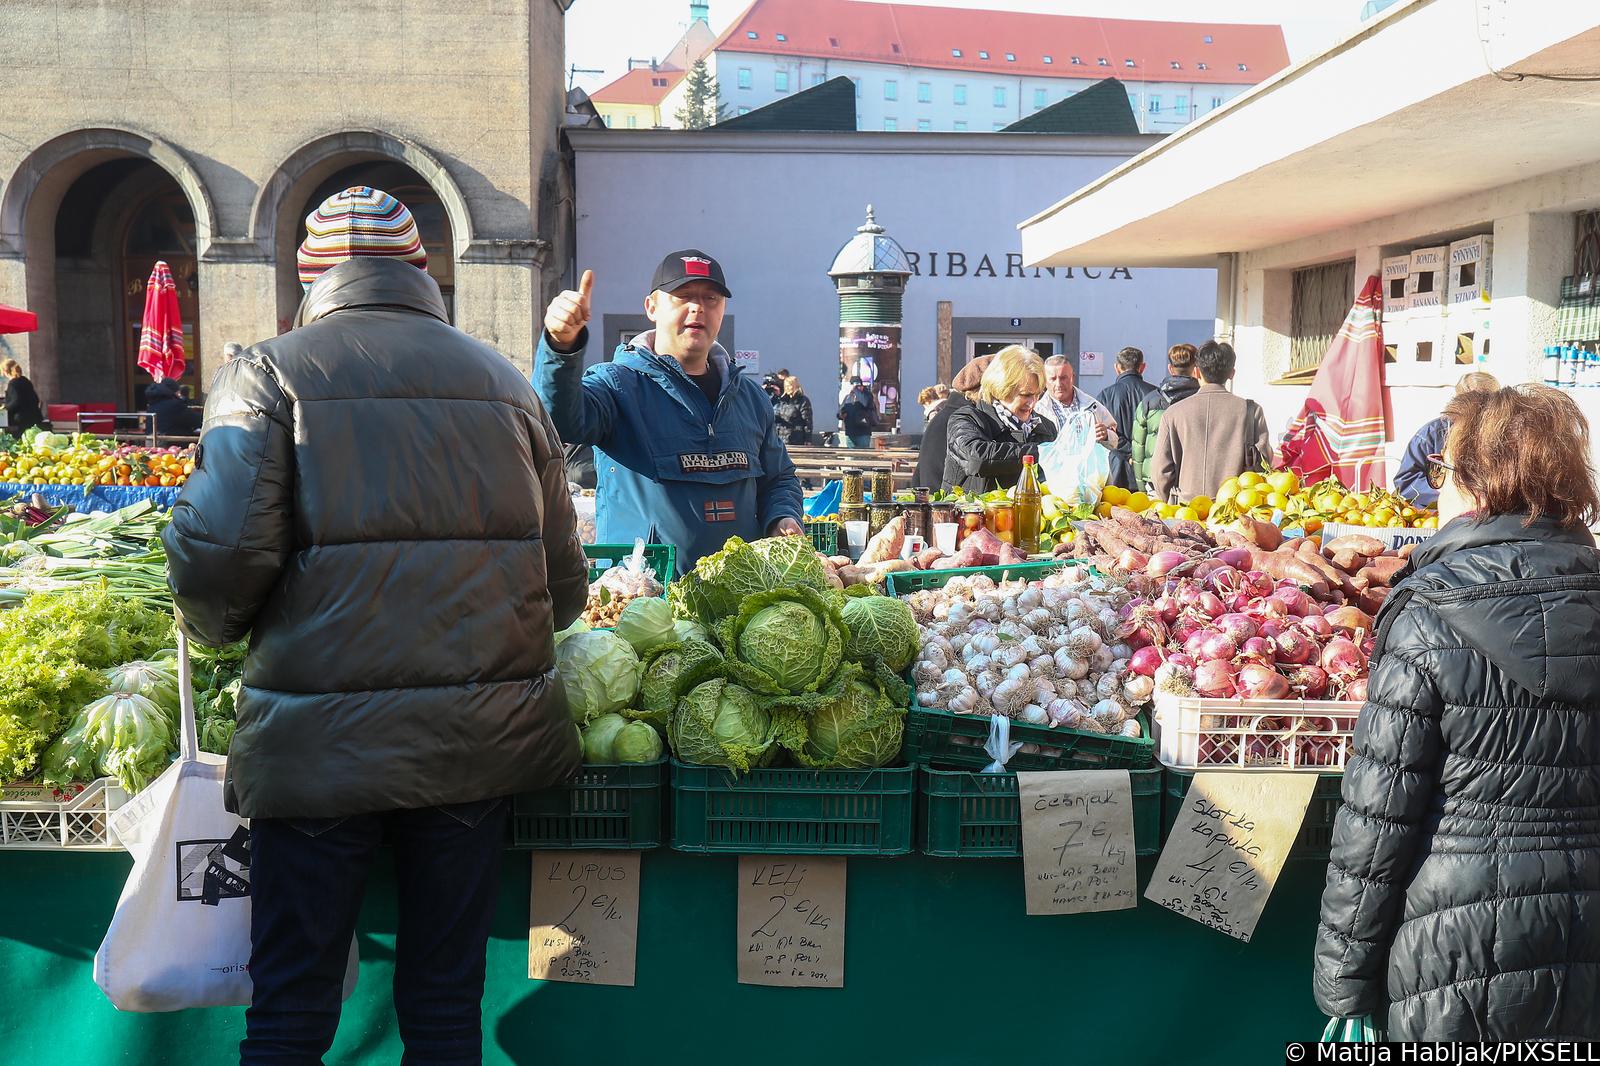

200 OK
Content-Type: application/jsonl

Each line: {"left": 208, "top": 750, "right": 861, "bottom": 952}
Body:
{"left": 534, "top": 328, "right": 803, "bottom": 575}
{"left": 1394, "top": 416, "right": 1447, "bottom": 507}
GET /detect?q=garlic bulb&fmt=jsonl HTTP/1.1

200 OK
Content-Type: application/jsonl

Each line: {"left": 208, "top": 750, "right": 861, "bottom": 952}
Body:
{"left": 1122, "top": 674, "right": 1155, "bottom": 704}
{"left": 1020, "top": 703, "right": 1049, "bottom": 725}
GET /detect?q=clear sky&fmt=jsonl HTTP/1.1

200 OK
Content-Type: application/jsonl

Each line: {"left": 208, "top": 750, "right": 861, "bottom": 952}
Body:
{"left": 564, "top": 0, "right": 1367, "bottom": 95}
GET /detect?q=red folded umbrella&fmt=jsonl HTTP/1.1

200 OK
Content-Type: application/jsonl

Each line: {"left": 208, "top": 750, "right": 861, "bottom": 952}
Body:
{"left": 136, "top": 261, "right": 185, "bottom": 383}
{"left": 0, "top": 304, "right": 38, "bottom": 334}
{"left": 1279, "top": 275, "right": 1388, "bottom": 490}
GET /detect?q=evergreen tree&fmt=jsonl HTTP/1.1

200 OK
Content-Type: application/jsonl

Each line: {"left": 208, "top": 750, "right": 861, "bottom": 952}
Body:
{"left": 674, "top": 60, "right": 727, "bottom": 129}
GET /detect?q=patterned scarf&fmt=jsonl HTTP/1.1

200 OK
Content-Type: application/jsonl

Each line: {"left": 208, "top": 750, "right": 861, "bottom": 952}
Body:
{"left": 992, "top": 401, "right": 1042, "bottom": 437}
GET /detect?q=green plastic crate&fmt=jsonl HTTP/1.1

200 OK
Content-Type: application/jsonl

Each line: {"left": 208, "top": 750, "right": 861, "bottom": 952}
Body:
{"left": 670, "top": 760, "right": 915, "bottom": 855}
{"left": 919, "top": 764, "right": 1164, "bottom": 859}
{"left": 510, "top": 759, "right": 665, "bottom": 850}
{"left": 583, "top": 543, "right": 677, "bottom": 586}
{"left": 1160, "top": 769, "right": 1344, "bottom": 860}
{"left": 903, "top": 704, "right": 1155, "bottom": 773}
{"left": 886, "top": 558, "right": 1083, "bottom": 598}
{"left": 805, "top": 518, "right": 839, "bottom": 556}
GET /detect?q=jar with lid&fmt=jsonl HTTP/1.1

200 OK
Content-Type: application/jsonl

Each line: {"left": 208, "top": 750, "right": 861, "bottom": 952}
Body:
{"left": 841, "top": 469, "right": 865, "bottom": 506}
{"left": 869, "top": 469, "right": 894, "bottom": 504}
{"left": 955, "top": 504, "right": 987, "bottom": 547}
{"left": 868, "top": 501, "right": 897, "bottom": 537}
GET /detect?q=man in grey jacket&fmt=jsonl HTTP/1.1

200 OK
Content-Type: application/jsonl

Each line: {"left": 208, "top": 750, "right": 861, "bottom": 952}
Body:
{"left": 1151, "top": 340, "right": 1271, "bottom": 503}
{"left": 164, "top": 187, "right": 586, "bottom": 1064}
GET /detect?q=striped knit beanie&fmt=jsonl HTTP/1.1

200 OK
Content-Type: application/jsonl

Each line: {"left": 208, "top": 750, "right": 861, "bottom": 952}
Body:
{"left": 297, "top": 186, "right": 428, "bottom": 289}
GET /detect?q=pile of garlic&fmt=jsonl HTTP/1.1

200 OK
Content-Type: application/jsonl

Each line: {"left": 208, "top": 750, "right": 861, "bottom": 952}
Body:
{"left": 905, "top": 570, "right": 1149, "bottom": 738}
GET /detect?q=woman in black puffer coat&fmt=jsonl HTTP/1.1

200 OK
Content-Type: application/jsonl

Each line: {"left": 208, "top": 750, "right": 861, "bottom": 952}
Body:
{"left": 942, "top": 346, "right": 1056, "bottom": 495}
{"left": 1314, "top": 384, "right": 1600, "bottom": 1041}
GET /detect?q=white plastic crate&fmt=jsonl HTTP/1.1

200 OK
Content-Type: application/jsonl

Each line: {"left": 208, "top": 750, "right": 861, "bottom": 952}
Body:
{"left": 0, "top": 777, "right": 128, "bottom": 850}
{"left": 1153, "top": 693, "right": 1361, "bottom": 771}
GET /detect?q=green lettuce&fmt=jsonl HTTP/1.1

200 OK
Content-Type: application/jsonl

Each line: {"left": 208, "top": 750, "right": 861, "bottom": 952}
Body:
{"left": 670, "top": 536, "right": 830, "bottom": 629}
{"left": 555, "top": 630, "right": 641, "bottom": 724}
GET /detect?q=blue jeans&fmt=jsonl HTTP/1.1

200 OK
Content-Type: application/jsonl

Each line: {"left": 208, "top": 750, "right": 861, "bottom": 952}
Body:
{"left": 848, "top": 435, "right": 872, "bottom": 448}
{"left": 241, "top": 798, "right": 510, "bottom": 1066}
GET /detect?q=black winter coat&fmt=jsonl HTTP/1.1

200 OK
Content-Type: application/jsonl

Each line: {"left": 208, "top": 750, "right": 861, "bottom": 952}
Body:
{"left": 773, "top": 393, "right": 813, "bottom": 445}
{"left": 1314, "top": 513, "right": 1600, "bottom": 1040}
{"left": 163, "top": 257, "right": 588, "bottom": 819}
{"left": 839, "top": 386, "right": 877, "bottom": 438}
{"left": 1096, "top": 371, "right": 1159, "bottom": 490}
{"left": 4, "top": 375, "right": 44, "bottom": 434}
{"left": 942, "top": 400, "right": 1057, "bottom": 495}
{"left": 915, "top": 393, "right": 967, "bottom": 490}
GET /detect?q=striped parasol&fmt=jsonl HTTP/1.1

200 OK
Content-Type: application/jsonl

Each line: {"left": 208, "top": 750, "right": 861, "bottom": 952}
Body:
{"left": 136, "top": 260, "right": 185, "bottom": 383}
{"left": 1279, "top": 275, "right": 1388, "bottom": 490}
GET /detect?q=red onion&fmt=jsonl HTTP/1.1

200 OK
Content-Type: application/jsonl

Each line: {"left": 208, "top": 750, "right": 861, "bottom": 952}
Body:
{"left": 1167, "top": 652, "right": 1196, "bottom": 671}
{"left": 1193, "top": 659, "right": 1239, "bottom": 698}
{"left": 1204, "top": 565, "right": 1243, "bottom": 598}
{"left": 1320, "top": 637, "right": 1365, "bottom": 679}
{"left": 1237, "top": 662, "right": 1292, "bottom": 700}
{"left": 1145, "top": 550, "right": 1189, "bottom": 578}
{"left": 1212, "top": 547, "right": 1253, "bottom": 571}
{"left": 1240, "top": 636, "right": 1275, "bottom": 661}
{"left": 1298, "top": 612, "right": 1334, "bottom": 640}
{"left": 1183, "top": 629, "right": 1239, "bottom": 662}
{"left": 1258, "top": 618, "right": 1287, "bottom": 640}
{"left": 1273, "top": 627, "right": 1317, "bottom": 666}
{"left": 1343, "top": 677, "right": 1369, "bottom": 701}
{"left": 1193, "top": 591, "right": 1226, "bottom": 619}
{"left": 1154, "top": 594, "right": 1180, "bottom": 625}
{"left": 1271, "top": 588, "right": 1314, "bottom": 617}
{"left": 1286, "top": 665, "right": 1330, "bottom": 699}
{"left": 1360, "top": 635, "right": 1376, "bottom": 659}
{"left": 1116, "top": 601, "right": 1168, "bottom": 650}
{"left": 1213, "top": 613, "right": 1260, "bottom": 644}
{"left": 1175, "top": 581, "right": 1207, "bottom": 610}
{"left": 1129, "top": 645, "right": 1165, "bottom": 677}
{"left": 1324, "top": 606, "right": 1375, "bottom": 637}
{"left": 1170, "top": 614, "right": 1208, "bottom": 646}
{"left": 1118, "top": 548, "right": 1151, "bottom": 572}
{"left": 1242, "top": 570, "right": 1274, "bottom": 598}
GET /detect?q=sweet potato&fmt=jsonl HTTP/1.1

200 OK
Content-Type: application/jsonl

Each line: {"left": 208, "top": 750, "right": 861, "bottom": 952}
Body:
{"left": 1214, "top": 529, "right": 1253, "bottom": 551}
{"left": 1166, "top": 518, "right": 1213, "bottom": 544}
{"left": 997, "top": 542, "right": 1030, "bottom": 565}
{"left": 1396, "top": 543, "right": 1418, "bottom": 559}
{"left": 1355, "top": 555, "right": 1409, "bottom": 588}
{"left": 915, "top": 548, "right": 945, "bottom": 570}
{"left": 1357, "top": 586, "right": 1392, "bottom": 616}
{"left": 1293, "top": 542, "right": 1344, "bottom": 586}
{"left": 1328, "top": 547, "right": 1370, "bottom": 572}
{"left": 1111, "top": 506, "right": 1167, "bottom": 539}
{"left": 1250, "top": 549, "right": 1330, "bottom": 595}
{"left": 1231, "top": 518, "right": 1283, "bottom": 551}
{"left": 1281, "top": 537, "right": 1306, "bottom": 554}
{"left": 1325, "top": 533, "right": 1385, "bottom": 557}
{"left": 858, "top": 516, "right": 905, "bottom": 564}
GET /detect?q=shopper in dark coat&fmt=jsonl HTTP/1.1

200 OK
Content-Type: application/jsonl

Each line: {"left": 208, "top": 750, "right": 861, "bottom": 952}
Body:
{"left": 163, "top": 187, "right": 588, "bottom": 1065}
{"left": 838, "top": 378, "right": 877, "bottom": 447}
{"left": 772, "top": 376, "right": 813, "bottom": 445}
{"left": 914, "top": 384, "right": 962, "bottom": 490}
{"left": 943, "top": 345, "right": 1056, "bottom": 494}
{"left": 1, "top": 359, "right": 45, "bottom": 435}
{"left": 1095, "top": 347, "right": 1159, "bottom": 489}
{"left": 1314, "top": 384, "right": 1600, "bottom": 1041}
{"left": 144, "top": 379, "right": 202, "bottom": 437}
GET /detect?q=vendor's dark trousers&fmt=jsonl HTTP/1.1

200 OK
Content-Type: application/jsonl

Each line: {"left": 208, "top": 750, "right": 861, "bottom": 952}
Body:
{"left": 240, "top": 798, "right": 510, "bottom": 1066}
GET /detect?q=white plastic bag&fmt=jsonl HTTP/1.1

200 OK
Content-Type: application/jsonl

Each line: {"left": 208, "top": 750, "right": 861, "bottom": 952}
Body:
{"left": 1037, "top": 410, "right": 1110, "bottom": 511}
{"left": 981, "top": 714, "right": 1023, "bottom": 773}
{"left": 94, "top": 620, "right": 358, "bottom": 1012}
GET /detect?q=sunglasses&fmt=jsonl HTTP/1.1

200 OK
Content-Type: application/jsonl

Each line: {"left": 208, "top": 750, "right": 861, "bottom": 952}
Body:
{"left": 1425, "top": 453, "right": 1455, "bottom": 491}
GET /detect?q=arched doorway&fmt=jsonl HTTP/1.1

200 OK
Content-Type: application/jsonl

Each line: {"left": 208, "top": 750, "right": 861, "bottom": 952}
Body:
{"left": 52, "top": 159, "right": 199, "bottom": 408}
{"left": 283, "top": 161, "right": 454, "bottom": 326}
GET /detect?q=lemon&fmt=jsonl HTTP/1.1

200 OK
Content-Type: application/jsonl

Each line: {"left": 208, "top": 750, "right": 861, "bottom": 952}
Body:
{"left": 1265, "top": 492, "right": 1290, "bottom": 510}
{"left": 1267, "top": 470, "right": 1301, "bottom": 496}
{"left": 1235, "top": 489, "right": 1263, "bottom": 510}
{"left": 1095, "top": 502, "right": 1113, "bottom": 518}
{"left": 1126, "top": 491, "right": 1151, "bottom": 512}
{"left": 1218, "top": 477, "right": 1241, "bottom": 499}
{"left": 1238, "top": 471, "right": 1265, "bottom": 489}
{"left": 1175, "top": 506, "right": 1200, "bottom": 521}
{"left": 1101, "top": 485, "right": 1131, "bottom": 507}
{"left": 1158, "top": 503, "right": 1179, "bottom": 519}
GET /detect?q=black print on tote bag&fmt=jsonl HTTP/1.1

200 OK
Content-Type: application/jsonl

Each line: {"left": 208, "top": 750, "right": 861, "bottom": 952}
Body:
{"left": 175, "top": 825, "right": 252, "bottom": 905}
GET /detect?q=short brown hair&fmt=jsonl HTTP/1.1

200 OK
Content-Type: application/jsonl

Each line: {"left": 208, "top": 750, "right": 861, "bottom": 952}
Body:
{"left": 1167, "top": 343, "right": 1197, "bottom": 370}
{"left": 1444, "top": 385, "right": 1600, "bottom": 529}
{"left": 916, "top": 383, "right": 949, "bottom": 406}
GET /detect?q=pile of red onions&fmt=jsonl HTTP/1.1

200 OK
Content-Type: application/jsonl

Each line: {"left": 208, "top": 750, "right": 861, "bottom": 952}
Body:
{"left": 1118, "top": 568, "right": 1375, "bottom": 701}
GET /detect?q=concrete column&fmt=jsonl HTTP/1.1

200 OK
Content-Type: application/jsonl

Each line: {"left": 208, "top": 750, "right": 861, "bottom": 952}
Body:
{"left": 455, "top": 240, "right": 548, "bottom": 373}
{"left": 1352, "top": 245, "right": 1382, "bottom": 295}
{"left": 1489, "top": 210, "right": 1574, "bottom": 386}
{"left": 197, "top": 257, "right": 278, "bottom": 392}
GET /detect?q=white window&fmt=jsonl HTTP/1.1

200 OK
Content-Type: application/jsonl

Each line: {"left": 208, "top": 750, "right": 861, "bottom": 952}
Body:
{"left": 1197, "top": 62, "right": 1209, "bottom": 71}
{"left": 917, "top": 119, "right": 931, "bottom": 132}
{"left": 811, "top": 72, "right": 825, "bottom": 86}
{"left": 775, "top": 33, "right": 786, "bottom": 42}
{"left": 1203, "top": 34, "right": 1213, "bottom": 44}
{"left": 1237, "top": 63, "right": 1248, "bottom": 72}
{"left": 978, "top": 50, "right": 989, "bottom": 59}
{"left": 746, "top": 31, "right": 757, "bottom": 39}
{"left": 884, "top": 117, "right": 898, "bottom": 131}
{"left": 884, "top": 80, "right": 898, "bottom": 100}
{"left": 602, "top": 114, "right": 611, "bottom": 127}
{"left": 1005, "top": 53, "right": 1016, "bottom": 62}
{"left": 775, "top": 69, "right": 789, "bottom": 92}
{"left": 917, "top": 81, "right": 932, "bottom": 103}
{"left": 1069, "top": 56, "right": 1081, "bottom": 64}
{"left": 737, "top": 68, "right": 752, "bottom": 89}
{"left": 1211, "top": 95, "right": 1223, "bottom": 109}
{"left": 993, "top": 86, "right": 1006, "bottom": 107}
{"left": 1097, "top": 57, "right": 1108, "bottom": 66}
{"left": 1148, "top": 95, "right": 1161, "bottom": 113}
{"left": 1033, "top": 88, "right": 1047, "bottom": 109}
{"left": 1124, "top": 59, "right": 1136, "bottom": 68}
{"left": 1169, "top": 61, "right": 1181, "bottom": 70}
{"left": 1043, "top": 55, "right": 1053, "bottom": 64}
{"left": 953, "top": 120, "right": 967, "bottom": 131}
{"left": 951, "top": 48, "right": 962, "bottom": 57}
{"left": 953, "top": 84, "right": 967, "bottom": 105}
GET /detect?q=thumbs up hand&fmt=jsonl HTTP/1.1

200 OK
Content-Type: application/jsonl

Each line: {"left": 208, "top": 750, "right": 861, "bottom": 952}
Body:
{"left": 544, "top": 269, "right": 593, "bottom": 350}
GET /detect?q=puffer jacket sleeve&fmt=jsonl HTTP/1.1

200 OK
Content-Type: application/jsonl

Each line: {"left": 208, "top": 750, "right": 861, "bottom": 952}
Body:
{"left": 162, "top": 356, "right": 294, "bottom": 647}
{"left": 947, "top": 405, "right": 1034, "bottom": 479}
{"left": 1314, "top": 598, "right": 1445, "bottom": 1017}
{"left": 532, "top": 327, "right": 618, "bottom": 450}
{"left": 528, "top": 396, "right": 588, "bottom": 631}
{"left": 1130, "top": 398, "right": 1164, "bottom": 491}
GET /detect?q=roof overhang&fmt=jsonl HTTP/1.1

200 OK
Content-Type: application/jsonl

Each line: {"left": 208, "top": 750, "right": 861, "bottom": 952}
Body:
{"left": 1018, "top": 0, "right": 1600, "bottom": 268}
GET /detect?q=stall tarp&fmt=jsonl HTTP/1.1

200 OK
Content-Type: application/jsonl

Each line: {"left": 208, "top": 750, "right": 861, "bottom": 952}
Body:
{"left": 1279, "top": 275, "right": 1388, "bottom": 491}
{"left": 0, "top": 304, "right": 38, "bottom": 335}
{"left": 0, "top": 482, "right": 181, "bottom": 511}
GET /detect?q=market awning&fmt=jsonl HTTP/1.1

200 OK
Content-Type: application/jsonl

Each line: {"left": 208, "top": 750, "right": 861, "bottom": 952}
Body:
{"left": 0, "top": 304, "right": 38, "bottom": 334}
{"left": 1018, "top": 0, "right": 1600, "bottom": 268}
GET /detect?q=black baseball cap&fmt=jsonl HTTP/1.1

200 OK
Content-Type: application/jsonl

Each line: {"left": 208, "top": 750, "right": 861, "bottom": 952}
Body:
{"left": 650, "top": 249, "right": 732, "bottom": 298}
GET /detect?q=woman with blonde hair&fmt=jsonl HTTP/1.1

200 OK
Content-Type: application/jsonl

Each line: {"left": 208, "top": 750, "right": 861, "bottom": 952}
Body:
{"left": 772, "top": 374, "right": 813, "bottom": 446}
{"left": 1, "top": 359, "right": 44, "bottom": 435}
{"left": 1316, "top": 384, "right": 1600, "bottom": 1040}
{"left": 941, "top": 345, "right": 1056, "bottom": 494}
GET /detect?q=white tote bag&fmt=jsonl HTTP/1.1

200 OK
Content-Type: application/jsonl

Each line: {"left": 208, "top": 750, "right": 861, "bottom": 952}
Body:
{"left": 94, "top": 622, "right": 358, "bottom": 1011}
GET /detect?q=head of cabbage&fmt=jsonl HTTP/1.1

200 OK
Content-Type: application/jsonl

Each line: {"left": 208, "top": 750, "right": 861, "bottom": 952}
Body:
{"left": 555, "top": 630, "right": 641, "bottom": 724}
{"left": 787, "top": 664, "right": 909, "bottom": 769}
{"left": 629, "top": 639, "right": 724, "bottom": 729}
{"left": 839, "top": 595, "right": 920, "bottom": 673}
{"left": 669, "top": 678, "right": 787, "bottom": 772}
{"left": 669, "top": 536, "right": 830, "bottom": 629}
{"left": 716, "top": 586, "right": 847, "bottom": 697}
{"left": 581, "top": 713, "right": 630, "bottom": 763}
{"left": 616, "top": 597, "right": 676, "bottom": 656}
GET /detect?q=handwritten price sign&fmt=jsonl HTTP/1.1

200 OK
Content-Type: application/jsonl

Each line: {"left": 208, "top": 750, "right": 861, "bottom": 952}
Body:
{"left": 737, "top": 857, "right": 846, "bottom": 988}
{"left": 1017, "top": 770, "right": 1138, "bottom": 915}
{"left": 529, "top": 851, "right": 641, "bottom": 986}
{"left": 1146, "top": 772, "right": 1318, "bottom": 942}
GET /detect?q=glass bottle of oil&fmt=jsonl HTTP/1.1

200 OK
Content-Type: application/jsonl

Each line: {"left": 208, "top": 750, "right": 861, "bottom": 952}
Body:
{"left": 1014, "top": 454, "right": 1042, "bottom": 554}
